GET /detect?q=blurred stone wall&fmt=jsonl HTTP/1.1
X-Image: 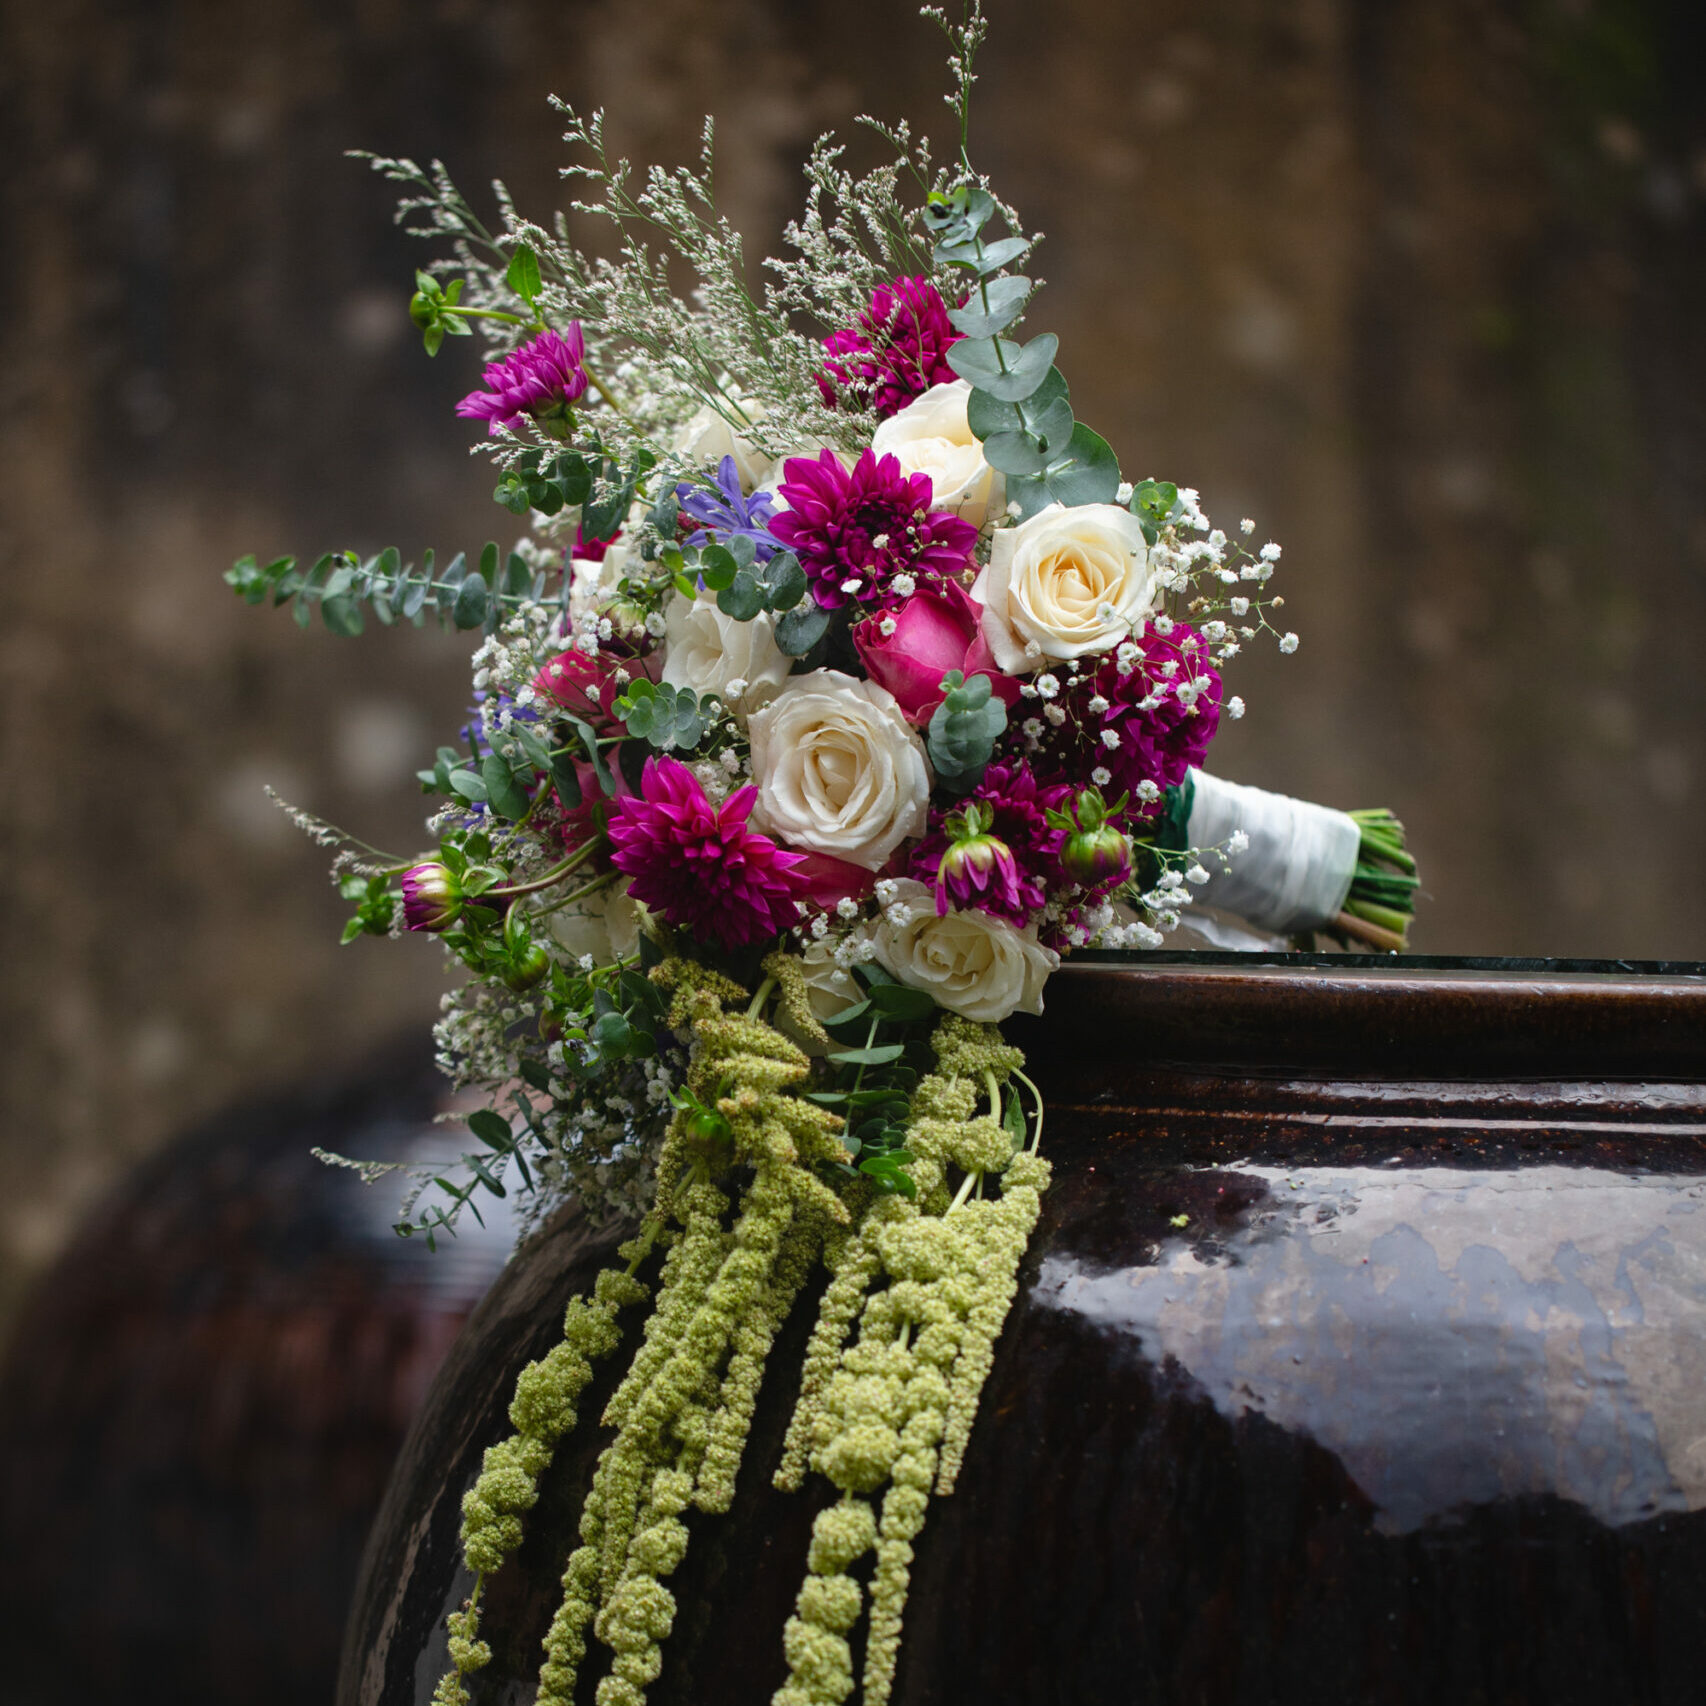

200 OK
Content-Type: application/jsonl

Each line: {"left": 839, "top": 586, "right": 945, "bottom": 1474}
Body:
{"left": 3, "top": 0, "right": 1703, "bottom": 1329}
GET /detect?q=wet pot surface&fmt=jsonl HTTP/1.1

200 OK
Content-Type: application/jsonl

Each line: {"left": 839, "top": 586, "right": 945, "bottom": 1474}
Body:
{"left": 342, "top": 959, "right": 1706, "bottom": 1706}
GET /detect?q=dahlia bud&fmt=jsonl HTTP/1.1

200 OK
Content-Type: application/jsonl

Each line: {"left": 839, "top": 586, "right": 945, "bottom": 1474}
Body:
{"left": 934, "top": 802, "right": 1022, "bottom": 917}
{"left": 1053, "top": 787, "right": 1132, "bottom": 887}
{"left": 503, "top": 943, "right": 551, "bottom": 991}
{"left": 1061, "top": 823, "right": 1131, "bottom": 886}
{"left": 400, "top": 862, "right": 462, "bottom": 932}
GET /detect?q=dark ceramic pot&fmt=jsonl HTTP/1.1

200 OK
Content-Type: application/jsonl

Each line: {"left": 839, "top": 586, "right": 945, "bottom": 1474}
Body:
{"left": 0, "top": 1040, "right": 517, "bottom": 1706}
{"left": 341, "top": 957, "right": 1706, "bottom": 1706}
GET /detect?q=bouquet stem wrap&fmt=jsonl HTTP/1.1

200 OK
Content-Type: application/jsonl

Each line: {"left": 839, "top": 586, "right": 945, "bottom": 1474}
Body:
{"left": 1184, "top": 769, "right": 1361, "bottom": 933}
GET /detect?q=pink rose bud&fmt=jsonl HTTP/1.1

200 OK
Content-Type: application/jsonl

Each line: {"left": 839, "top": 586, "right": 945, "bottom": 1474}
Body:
{"left": 853, "top": 580, "right": 1023, "bottom": 726}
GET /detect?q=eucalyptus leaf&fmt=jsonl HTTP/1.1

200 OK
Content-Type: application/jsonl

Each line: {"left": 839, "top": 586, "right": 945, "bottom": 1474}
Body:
{"left": 981, "top": 430, "right": 1052, "bottom": 477}
{"left": 967, "top": 365, "right": 1069, "bottom": 439}
{"left": 936, "top": 234, "right": 1028, "bottom": 274}
{"left": 774, "top": 602, "right": 831, "bottom": 657}
{"left": 947, "top": 275, "right": 1030, "bottom": 338}
{"left": 948, "top": 333, "right": 1059, "bottom": 403}
{"left": 452, "top": 573, "right": 488, "bottom": 630}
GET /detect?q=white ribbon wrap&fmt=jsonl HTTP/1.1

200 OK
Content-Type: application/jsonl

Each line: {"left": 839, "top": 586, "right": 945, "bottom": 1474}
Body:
{"left": 1183, "top": 768, "right": 1360, "bottom": 933}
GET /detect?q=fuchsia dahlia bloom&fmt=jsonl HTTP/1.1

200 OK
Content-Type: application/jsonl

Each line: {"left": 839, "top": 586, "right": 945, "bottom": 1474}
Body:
{"left": 818, "top": 277, "right": 963, "bottom": 419}
{"left": 771, "top": 448, "right": 978, "bottom": 610}
{"left": 456, "top": 326, "right": 590, "bottom": 435}
{"left": 607, "top": 757, "right": 808, "bottom": 950}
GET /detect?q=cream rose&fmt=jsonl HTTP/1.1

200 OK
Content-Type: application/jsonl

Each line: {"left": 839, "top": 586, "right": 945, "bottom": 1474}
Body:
{"left": 545, "top": 879, "right": 646, "bottom": 965}
{"left": 870, "top": 380, "right": 1003, "bottom": 527}
{"left": 674, "top": 399, "right": 769, "bottom": 491}
{"left": 747, "top": 671, "right": 930, "bottom": 870}
{"left": 660, "top": 590, "right": 791, "bottom": 717}
{"left": 774, "top": 937, "right": 865, "bottom": 1056}
{"left": 973, "top": 501, "right": 1156, "bottom": 670}
{"left": 870, "top": 879, "right": 1057, "bottom": 1023}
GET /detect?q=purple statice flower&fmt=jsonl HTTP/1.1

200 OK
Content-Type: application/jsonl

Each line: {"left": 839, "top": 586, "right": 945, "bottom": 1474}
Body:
{"left": 400, "top": 862, "right": 462, "bottom": 932}
{"left": 908, "top": 759, "right": 1072, "bottom": 927}
{"left": 675, "top": 456, "right": 783, "bottom": 562}
{"left": 770, "top": 448, "right": 978, "bottom": 610}
{"left": 1032, "top": 624, "right": 1223, "bottom": 814}
{"left": 817, "top": 277, "right": 963, "bottom": 419}
{"left": 455, "top": 325, "right": 589, "bottom": 436}
{"left": 607, "top": 756, "right": 809, "bottom": 951}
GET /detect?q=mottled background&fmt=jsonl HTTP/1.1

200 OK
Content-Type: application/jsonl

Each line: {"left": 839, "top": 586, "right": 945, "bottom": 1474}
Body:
{"left": 2, "top": 0, "right": 1703, "bottom": 1329}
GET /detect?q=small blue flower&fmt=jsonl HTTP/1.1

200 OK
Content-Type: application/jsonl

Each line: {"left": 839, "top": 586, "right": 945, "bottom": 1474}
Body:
{"left": 675, "top": 455, "right": 782, "bottom": 561}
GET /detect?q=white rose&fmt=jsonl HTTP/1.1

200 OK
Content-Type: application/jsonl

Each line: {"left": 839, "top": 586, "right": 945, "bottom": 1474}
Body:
{"left": 870, "top": 879, "right": 1057, "bottom": 1023}
{"left": 870, "top": 380, "right": 1003, "bottom": 528}
{"left": 973, "top": 501, "right": 1157, "bottom": 671}
{"left": 660, "top": 590, "right": 792, "bottom": 717}
{"left": 674, "top": 399, "right": 769, "bottom": 491}
{"left": 545, "top": 879, "right": 646, "bottom": 965}
{"left": 774, "top": 938, "right": 865, "bottom": 1056}
{"left": 747, "top": 670, "right": 930, "bottom": 870}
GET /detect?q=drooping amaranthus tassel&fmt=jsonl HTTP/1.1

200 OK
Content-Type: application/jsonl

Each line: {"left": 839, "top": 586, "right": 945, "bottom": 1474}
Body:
{"left": 432, "top": 1264, "right": 649, "bottom": 1705}
{"left": 772, "top": 1016, "right": 1049, "bottom": 1706}
{"left": 526, "top": 955, "right": 853, "bottom": 1706}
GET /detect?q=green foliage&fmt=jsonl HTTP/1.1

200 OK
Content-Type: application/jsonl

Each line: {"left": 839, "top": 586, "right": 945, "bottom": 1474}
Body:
{"left": 225, "top": 542, "right": 543, "bottom": 636}
{"left": 408, "top": 268, "right": 474, "bottom": 357}
{"left": 613, "top": 679, "right": 714, "bottom": 751}
{"left": 338, "top": 871, "right": 396, "bottom": 943}
{"left": 1001, "top": 421, "right": 1122, "bottom": 520}
{"left": 493, "top": 447, "right": 594, "bottom": 517}
{"left": 925, "top": 670, "right": 1006, "bottom": 795}
{"left": 1127, "top": 477, "right": 1184, "bottom": 545}
{"left": 677, "top": 534, "right": 809, "bottom": 624}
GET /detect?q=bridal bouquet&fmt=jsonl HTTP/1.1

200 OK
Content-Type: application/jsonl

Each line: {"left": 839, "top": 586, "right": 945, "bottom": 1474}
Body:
{"left": 227, "top": 7, "right": 1417, "bottom": 1702}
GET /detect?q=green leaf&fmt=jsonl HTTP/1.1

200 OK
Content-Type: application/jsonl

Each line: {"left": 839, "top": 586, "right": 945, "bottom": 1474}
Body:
{"left": 947, "top": 275, "right": 1031, "bottom": 338}
{"left": 565, "top": 714, "right": 614, "bottom": 795}
{"left": 926, "top": 669, "right": 1007, "bottom": 793}
{"left": 467, "top": 1108, "right": 513, "bottom": 1146}
{"left": 448, "top": 768, "right": 489, "bottom": 804}
{"left": 716, "top": 572, "right": 765, "bottom": 622}
{"left": 866, "top": 983, "right": 939, "bottom": 1022}
{"left": 948, "top": 333, "right": 1059, "bottom": 403}
{"left": 1042, "top": 422, "right": 1121, "bottom": 508}
{"left": 481, "top": 752, "right": 530, "bottom": 820}
{"left": 828, "top": 1043, "right": 908, "bottom": 1067}
{"left": 967, "top": 365, "right": 1069, "bottom": 439}
{"left": 699, "top": 545, "right": 737, "bottom": 590}
{"left": 452, "top": 574, "right": 488, "bottom": 630}
{"left": 774, "top": 602, "right": 831, "bottom": 657}
{"left": 549, "top": 749, "right": 583, "bottom": 809}
{"left": 506, "top": 244, "right": 542, "bottom": 305}
{"left": 764, "top": 552, "right": 807, "bottom": 612}
{"left": 937, "top": 234, "right": 1028, "bottom": 274}
{"left": 320, "top": 594, "right": 365, "bottom": 637}
{"left": 981, "top": 430, "right": 1052, "bottom": 478}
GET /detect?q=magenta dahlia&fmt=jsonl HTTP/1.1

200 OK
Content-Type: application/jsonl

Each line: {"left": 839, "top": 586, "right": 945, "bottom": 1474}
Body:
{"left": 607, "top": 757, "right": 808, "bottom": 950}
{"left": 770, "top": 448, "right": 978, "bottom": 610}
{"left": 817, "top": 277, "right": 963, "bottom": 418}
{"left": 1031, "top": 625, "right": 1222, "bottom": 813}
{"left": 907, "top": 759, "right": 1072, "bottom": 926}
{"left": 456, "top": 326, "right": 590, "bottom": 436}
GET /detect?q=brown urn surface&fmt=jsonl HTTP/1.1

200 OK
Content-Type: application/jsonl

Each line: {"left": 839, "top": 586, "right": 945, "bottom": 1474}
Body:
{"left": 341, "top": 956, "right": 1706, "bottom": 1706}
